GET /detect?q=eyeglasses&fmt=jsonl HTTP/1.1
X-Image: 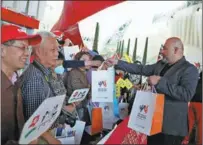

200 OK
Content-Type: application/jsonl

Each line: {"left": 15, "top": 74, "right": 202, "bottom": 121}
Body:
{"left": 3, "top": 44, "right": 31, "bottom": 52}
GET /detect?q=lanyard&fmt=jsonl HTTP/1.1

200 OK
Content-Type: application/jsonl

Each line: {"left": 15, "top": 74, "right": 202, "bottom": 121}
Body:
{"left": 32, "top": 61, "right": 57, "bottom": 96}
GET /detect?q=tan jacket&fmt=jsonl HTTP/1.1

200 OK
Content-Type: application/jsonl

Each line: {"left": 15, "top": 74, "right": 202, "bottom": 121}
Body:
{"left": 63, "top": 68, "right": 89, "bottom": 98}
{"left": 63, "top": 68, "right": 91, "bottom": 124}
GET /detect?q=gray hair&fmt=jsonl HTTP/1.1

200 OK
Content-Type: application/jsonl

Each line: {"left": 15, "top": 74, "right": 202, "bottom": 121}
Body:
{"left": 36, "top": 31, "right": 56, "bottom": 49}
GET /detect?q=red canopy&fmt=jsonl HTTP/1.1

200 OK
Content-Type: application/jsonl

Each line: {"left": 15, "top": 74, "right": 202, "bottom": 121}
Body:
{"left": 51, "top": 1, "right": 123, "bottom": 46}
{"left": 1, "top": 7, "right": 39, "bottom": 29}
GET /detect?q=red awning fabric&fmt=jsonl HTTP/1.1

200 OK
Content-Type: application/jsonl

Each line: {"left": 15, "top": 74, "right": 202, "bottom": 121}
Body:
{"left": 51, "top": 1, "right": 124, "bottom": 46}
{"left": 1, "top": 7, "right": 40, "bottom": 29}
{"left": 63, "top": 23, "right": 84, "bottom": 47}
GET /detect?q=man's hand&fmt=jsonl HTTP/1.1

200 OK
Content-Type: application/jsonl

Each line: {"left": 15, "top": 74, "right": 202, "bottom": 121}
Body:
{"left": 41, "top": 131, "right": 61, "bottom": 144}
{"left": 80, "top": 46, "right": 90, "bottom": 52}
{"left": 64, "top": 38, "right": 73, "bottom": 46}
{"left": 73, "top": 101, "right": 81, "bottom": 106}
{"left": 147, "top": 75, "right": 161, "bottom": 86}
{"left": 63, "top": 104, "right": 76, "bottom": 113}
{"left": 133, "top": 84, "right": 141, "bottom": 90}
{"left": 105, "top": 57, "right": 118, "bottom": 67}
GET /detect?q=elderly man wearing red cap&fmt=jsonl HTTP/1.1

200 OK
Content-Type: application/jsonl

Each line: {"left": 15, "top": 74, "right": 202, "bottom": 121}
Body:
{"left": 1, "top": 24, "right": 41, "bottom": 144}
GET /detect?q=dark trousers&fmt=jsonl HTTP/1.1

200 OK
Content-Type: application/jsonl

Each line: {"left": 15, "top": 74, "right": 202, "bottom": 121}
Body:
{"left": 147, "top": 133, "right": 184, "bottom": 145}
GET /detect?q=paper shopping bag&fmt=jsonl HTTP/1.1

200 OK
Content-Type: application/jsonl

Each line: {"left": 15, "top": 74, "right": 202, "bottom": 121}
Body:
{"left": 86, "top": 100, "right": 100, "bottom": 120}
{"left": 91, "top": 67, "right": 115, "bottom": 102}
{"left": 63, "top": 45, "right": 80, "bottom": 60}
{"left": 85, "top": 108, "right": 103, "bottom": 135}
{"left": 55, "top": 120, "right": 85, "bottom": 144}
{"left": 92, "top": 108, "right": 103, "bottom": 134}
{"left": 119, "top": 101, "right": 129, "bottom": 120}
{"left": 128, "top": 90, "right": 164, "bottom": 136}
{"left": 99, "top": 103, "right": 118, "bottom": 130}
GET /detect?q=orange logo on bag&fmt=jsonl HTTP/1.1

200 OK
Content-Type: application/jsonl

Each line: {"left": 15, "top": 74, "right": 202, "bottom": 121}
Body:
{"left": 139, "top": 105, "right": 149, "bottom": 114}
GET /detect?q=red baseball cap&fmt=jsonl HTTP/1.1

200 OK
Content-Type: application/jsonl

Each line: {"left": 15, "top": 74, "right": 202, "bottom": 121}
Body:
{"left": 52, "top": 30, "right": 63, "bottom": 37}
{"left": 1, "top": 24, "right": 41, "bottom": 45}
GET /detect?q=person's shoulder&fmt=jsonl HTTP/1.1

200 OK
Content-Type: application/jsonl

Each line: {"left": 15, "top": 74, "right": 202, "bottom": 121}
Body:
{"left": 69, "top": 68, "right": 81, "bottom": 74}
{"left": 20, "top": 64, "right": 44, "bottom": 83}
{"left": 184, "top": 60, "right": 198, "bottom": 70}
{"left": 181, "top": 60, "right": 198, "bottom": 75}
{"left": 156, "top": 60, "right": 166, "bottom": 65}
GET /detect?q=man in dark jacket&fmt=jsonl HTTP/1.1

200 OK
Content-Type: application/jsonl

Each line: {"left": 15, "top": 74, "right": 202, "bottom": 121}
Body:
{"left": 106, "top": 37, "right": 199, "bottom": 145}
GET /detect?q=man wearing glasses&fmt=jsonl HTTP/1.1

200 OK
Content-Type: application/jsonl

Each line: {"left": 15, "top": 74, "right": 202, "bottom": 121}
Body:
{"left": 106, "top": 37, "right": 199, "bottom": 145}
{"left": 1, "top": 24, "right": 41, "bottom": 144}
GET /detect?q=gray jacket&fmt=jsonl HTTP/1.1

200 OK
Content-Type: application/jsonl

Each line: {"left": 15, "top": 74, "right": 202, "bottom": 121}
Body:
{"left": 116, "top": 56, "right": 199, "bottom": 136}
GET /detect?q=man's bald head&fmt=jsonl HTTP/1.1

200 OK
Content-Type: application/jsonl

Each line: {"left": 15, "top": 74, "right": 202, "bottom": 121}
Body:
{"left": 165, "top": 37, "right": 184, "bottom": 51}
{"left": 162, "top": 37, "right": 184, "bottom": 64}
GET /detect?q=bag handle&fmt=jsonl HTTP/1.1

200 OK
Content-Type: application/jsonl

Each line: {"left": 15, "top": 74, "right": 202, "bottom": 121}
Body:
{"left": 141, "top": 82, "right": 148, "bottom": 91}
{"left": 97, "top": 61, "right": 106, "bottom": 70}
{"left": 92, "top": 102, "right": 99, "bottom": 108}
{"left": 151, "top": 86, "right": 157, "bottom": 94}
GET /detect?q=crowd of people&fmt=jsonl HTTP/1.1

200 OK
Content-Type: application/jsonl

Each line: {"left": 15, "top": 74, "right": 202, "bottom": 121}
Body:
{"left": 1, "top": 24, "right": 202, "bottom": 145}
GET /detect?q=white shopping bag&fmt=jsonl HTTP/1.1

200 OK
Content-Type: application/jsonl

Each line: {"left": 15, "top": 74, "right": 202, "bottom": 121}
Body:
{"left": 91, "top": 67, "right": 114, "bottom": 102}
{"left": 63, "top": 45, "right": 80, "bottom": 60}
{"left": 55, "top": 125, "right": 75, "bottom": 144}
{"left": 67, "top": 121, "right": 86, "bottom": 144}
{"left": 55, "top": 120, "right": 86, "bottom": 144}
{"left": 128, "top": 90, "right": 164, "bottom": 136}
{"left": 19, "top": 95, "right": 66, "bottom": 144}
{"left": 128, "top": 91, "right": 156, "bottom": 135}
{"left": 99, "top": 103, "right": 115, "bottom": 130}
{"left": 118, "top": 100, "right": 129, "bottom": 120}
